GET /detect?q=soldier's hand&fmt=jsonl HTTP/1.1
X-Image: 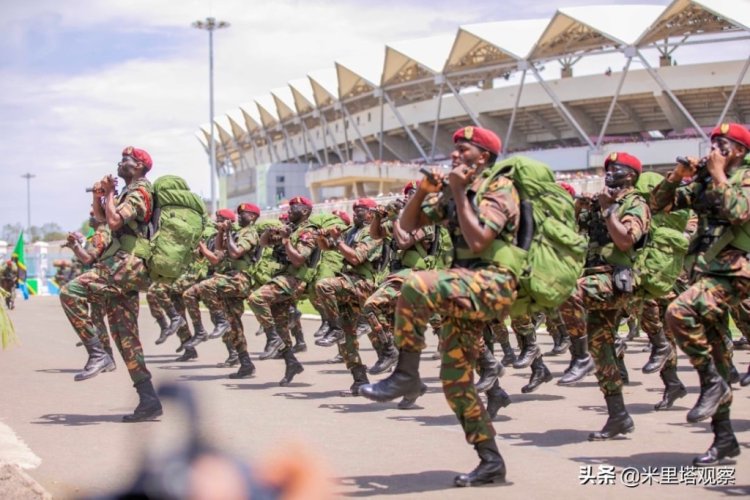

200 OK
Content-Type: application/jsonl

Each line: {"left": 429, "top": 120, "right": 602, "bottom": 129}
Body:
{"left": 92, "top": 181, "right": 105, "bottom": 196}
{"left": 100, "top": 175, "right": 117, "bottom": 194}
{"left": 419, "top": 167, "right": 444, "bottom": 193}
{"left": 707, "top": 147, "right": 729, "bottom": 181}
{"left": 672, "top": 157, "right": 698, "bottom": 181}
{"left": 598, "top": 188, "right": 614, "bottom": 210}
{"left": 447, "top": 163, "right": 476, "bottom": 191}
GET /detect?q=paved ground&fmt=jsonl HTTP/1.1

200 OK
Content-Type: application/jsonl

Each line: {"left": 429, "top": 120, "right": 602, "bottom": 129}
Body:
{"left": 0, "top": 296, "right": 748, "bottom": 499}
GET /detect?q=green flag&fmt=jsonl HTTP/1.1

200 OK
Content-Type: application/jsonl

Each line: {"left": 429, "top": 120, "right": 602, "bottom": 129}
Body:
{"left": 12, "top": 232, "right": 26, "bottom": 275}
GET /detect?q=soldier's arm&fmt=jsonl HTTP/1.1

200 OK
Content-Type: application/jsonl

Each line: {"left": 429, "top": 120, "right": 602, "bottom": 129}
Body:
{"left": 400, "top": 184, "right": 435, "bottom": 232}
{"left": 284, "top": 233, "right": 314, "bottom": 268}
{"left": 337, "top": 236, "right": 381, "bottom": 266}
{"left": 608, "top": 199, "right": 650, "bottom": 252}
{"left": 69, "top": 241, "right": 96, "bottom": 265}
{"left": 459, "top": 177, "right": 516, "bottom": 254}
{"left": 370, "top": 212, "right": 386, "bottom": 239}
{"left": 715, "top": 169, "right": 750, "bottom": 225}
{"left": 393, "top": 219, "right": 428, "bottom": 250}
{"left": 650, "top": 162, "right": 696, "bottom": 213}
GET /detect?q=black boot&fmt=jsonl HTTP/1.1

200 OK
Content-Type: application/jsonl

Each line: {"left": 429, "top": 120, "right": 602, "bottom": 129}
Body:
{"left": 208, "top": 312, "right": 231, "bottom": 340}
{"left": 315, "top": 319, "right": 344, "bottom": 347}
{"left": 397, "top": 382, "right": 428, "bottom": 410}
{"left": 693, "top": 414, "right": 741, "bottom": 466}
{"left": 454, "top": 439, "right": 506, "bottom": 487}
{"left": 216, "top": 341, "right": 239, "bottom": 367}
{"left": 228, "top": 351, "right": 256, "bottom": 379}
{"left": 642, "top": 329, "right": 672, "bottom": 374}
{"left": 348, "top": 364, "right": 370, "bottom": 396}
{"left": 259, "top": 328, "right": 285, "bottom": 360}
{"left": 625, "top": 316, "right": 640, "bottom": 340}
{"left": 729, "top": 364, "right": 740, "bottom": 385}
{"left": 499, "top": 338, "right": 516, "bottom": 367}
{"left": 551, "top": 324, "right": 571, "bottom": 355}
{"left": 154, "top": 316, "right": 170, "bottom": 344}
{"left": 75, "top": 338, "right": 116, "bottom": 382}
{"left": 588, "top": 393, "right": 634, "bottom": 440}
{"left": 476, "top": 347, "right": 504, "bottom": 393}
{"left": 157, "top": 308, "right": 187, "bottom": 345}
{"left": 522, "top": 357, "right": 552, "bottom": 393}
{"left": 122, "top": 379, "right": 163, "bottom": 422}
{"left": 558, "top": 336, "right": 594, "bottom": 385}
{"left": 313, "top": 320, "right": 330, "bottom": 338}
{"left": 687, "top": 360, "right": 732, "bottom": 423}
{"left": 184, "top": 323, "right": 208, "bottom": 349}
{"left": 654, "top": 365, "right": 687, "bottom": 411}
{"left": 355, "top": 316, "right": 371, "bottom": 337}
{"left": 359, "top": 351, "right": 423, "bottom": 402}
{"left": 486, "top": 381, "right": 511, "bottom": 419}
{"left": 741, "top": 365, "right": 750, "bottom": 387}
{"left": 175, "top": 347, "right": 198, "bottom": 362}
{"left": 327, "top": 353, "right": 344, "bottom": 364}
{"left": 513, "top": 331, "right": 541, "bottom": 369}
{"left": 279, "top": 349, "right": 304, "bottom": 386}
{"left": 291, "top": 315, "right": 307, "bottom": 353}
{"left": 369, "top": 340, "right": 399, "bottom": 375}
{"left": 616, "top": 353, "right": 629, "bottom": 385}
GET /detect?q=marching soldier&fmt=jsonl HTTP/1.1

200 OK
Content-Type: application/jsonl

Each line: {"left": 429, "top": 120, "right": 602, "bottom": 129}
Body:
{"left": 0, "top": 256, "right": 19, "bottom": 310}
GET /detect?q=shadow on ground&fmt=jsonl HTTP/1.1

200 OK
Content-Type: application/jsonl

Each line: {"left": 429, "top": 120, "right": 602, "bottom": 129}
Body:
{"left": 335, "top": 470, "right": 511, "bottom": 496}
{"left": 33, "top": 413, "right": 137, "bottom": 426}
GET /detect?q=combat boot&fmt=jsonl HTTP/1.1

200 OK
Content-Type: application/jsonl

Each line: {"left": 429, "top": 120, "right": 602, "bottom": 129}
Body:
{"left": 348, "top": 364, "right": 370, "bottom": 396}
{"left": 558, "top": 336, "right": 595, "bottom": 385}
{"left": 207, "top": 312, "right": 231, "bottom": 340}
{"left": 454, "top": 439, "right": 506, "bottom": 487}
{"left": 154, "top": 316, "right": 170, "bottom": 344}
{"left": 551, "top": 324, "right": 571, "bottom": 355}
{"left": 615, "top": 351, "right": 629, "bottom": 385}
{"left": 499, "top": 338, "right": 516, "bottom": 367}
{"left": 397, "top": 382, "right": 428, "bottom": 410}
{"left": 355, "top": 316, "right": 371, "bottom": 337}
{"left": 522, "top": 357, "right": 552, "bottom": 393}
{"left": 360, "top": 351, "right": 422, "bottom": 402}
{"left": 259, "top": 328, "right": 285, "bottom": 360}
{"left": 733, "top": 335, "right": 750, "bottom": 350}
{"left": 184, "top": 322, "right": 208, "bottom": 349}
{"left": 327, "top": 353, "right": 344, "bottom": 364}
{"left": 654, "top": 365, "right": 687, "bottom": 411}
{"left": 625, "top": 316, "right": 640, "bottom": 340}
{"left": 103, "top": 345, "right": 117, "bottom": 372}
{"left": 157, "top": 308, "right": 187, "bottom": 344}
{"left": 75, "top": 338, "right": 116, "bottom": 382}
{"left": 279, "top": 349, "right": 304, "bottom": 386}
{"left": 588, "top": 393, "right": 635, "bottom": 440}
{"left": 291, "top": 311, "right": 307, "bottom": 353}
{"left": 228, "top": 351, "right": 256, "bottom": 379}
{"left": 315, "top": 319, "right": 344, "bottom": 347}
{"left": 369, "top": 340, "right": 399, "bottom": 375}
{"left": 642, "top": 329, "right": 672, "bottom": 374}
{"left": 122, "top": 379, "right": 163, "bottom": 422}
{"left": 693, "top": 414, "right": 741, "bottom": 466}
{"left": 741, "top": 365, "right": 750, "bottom": 387}
{"left": 313, "top": 320, "right": 330, "bottom": 338}
{"left": 486, "top": 381, "right": 511, "bottom": 419}
{"left": 513, "top": 331, "right": 541, "bottom": 369}
{"left": 175, "top": 346, "right": 198, "bottom": 362}
{"left": 687, "top": 360, "right": 732, "bottom": 423}
{"left": 476, "top": 347, "right": 504, "bottom": 393}
{"left": 729, "top": 364, "right": 740, "bottom": 385}
{"left": 216, "top": 341, "right": 239, "bottom": 367}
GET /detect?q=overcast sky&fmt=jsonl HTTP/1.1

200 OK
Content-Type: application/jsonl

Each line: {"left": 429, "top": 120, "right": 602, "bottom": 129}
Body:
{"left": 0, "top": 0, "right": 694, "bottom": 231}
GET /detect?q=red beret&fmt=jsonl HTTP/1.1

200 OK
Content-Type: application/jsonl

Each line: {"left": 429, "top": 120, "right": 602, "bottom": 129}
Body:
{"left": 353, "top": 197, "right": 377, "bottom": 209}
{"left": 216, "top": 208, "right": 237, "bottom": 222}
{"left": 711, "top": 123, "right": 750, "bottom": 150}
{"left": 122, "top": 146, "right": 153, "bottom": 171}
{"left": 604, "top": 152, "right": 642, "bottom": 174}
{"left": 289, "top": 196, "right": 313, "bottom": 208}
{"left": 558, "top": 182, "right": 576, "bottom": 197}
{"left": 237, "top": 203, "right": 261, "bottom": 216}
{"left": 403, "top": 180, "right": 418, "bottom": 195}
{"left": 332, "top": 209, "right": 351, "bottom": 225}
{"left": 452, "top": 126, "right": 502, "bottom": 155}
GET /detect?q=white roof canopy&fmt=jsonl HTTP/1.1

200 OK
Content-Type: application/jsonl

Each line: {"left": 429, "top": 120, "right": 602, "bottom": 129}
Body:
{"left": 270, "top": 86, "right": 297, "bottom": 122}
{"left": 336, "top": 47, "right": 385, "bottom": 100}
{"left": 238, "top": 103, "right": 262, "bottom": 133}
{"left": 288, "top": 78, "right": 317, "bottom": 115}
{"left": 308, "top": 69, "right": 339, "bottom": 108}
{"left": 254, "top": 94, "right": 280, "bottom": 128}
{"left": 383, "top": 34, "right": 455, "bottom": 86}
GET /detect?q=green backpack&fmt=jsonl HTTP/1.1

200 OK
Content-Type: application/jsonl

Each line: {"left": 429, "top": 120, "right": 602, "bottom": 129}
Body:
{"left": 477, "top": 156, "right": 588, "bottom": 317}
{"left": 633, "top": 172, "right": 689, "bottom": 298}
{"left": 306, "top": 213, "right": 349, "bottom": 282}
{"left": 148, "top": 175, "right": 206, "bottom": 283}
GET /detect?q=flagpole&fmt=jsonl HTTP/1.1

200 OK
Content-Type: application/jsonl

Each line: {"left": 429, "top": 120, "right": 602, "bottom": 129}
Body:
{"left": 21, "top": 173, "right": 35, "bottom": 243}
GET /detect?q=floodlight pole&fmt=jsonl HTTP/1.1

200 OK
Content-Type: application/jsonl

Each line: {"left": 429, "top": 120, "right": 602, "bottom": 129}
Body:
{"left": 21, "top": 173, "right": 35, "bottom": 241}
{"left": 193, "top": 17, "right": 230, "bottom": 215}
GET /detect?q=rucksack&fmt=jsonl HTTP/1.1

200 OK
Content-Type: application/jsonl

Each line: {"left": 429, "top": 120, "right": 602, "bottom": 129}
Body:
{"left": 147, "top": 175, "right": 206, "bottom": 283}
{"left": 306, "top": 213, "right": 349, "bottom": 282}
{"left": 476, "top": 156, "right": 588, "bottom": 317}
{"left": 633, "top": 172, "right": 689, "bottom": 298}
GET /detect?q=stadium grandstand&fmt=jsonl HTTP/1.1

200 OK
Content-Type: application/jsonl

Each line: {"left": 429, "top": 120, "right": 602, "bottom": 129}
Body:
{"left": 196, "top": 0, "right": 750, "bottom": 211}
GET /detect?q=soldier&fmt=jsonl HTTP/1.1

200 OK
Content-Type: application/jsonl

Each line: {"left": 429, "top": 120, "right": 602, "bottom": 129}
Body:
{"left": 360, "top": 126, "right": 512, "bottom": 486}
{"left": 559, "top": 152, "right": 650, "bottom": 441}
{"left": 315, "top": 197, "right": 384, "bottom": 395}
{"left": 146, "top": 282, "right": 173, "bottom": 342}
{"left": 248, "top": 196, "right": 318, "bottom": 386}
{"left": 0, "top": 255, "right": 19, "bottom": 310}
{"left": 651, "top": 122, "right": 750, "bottom": 465}
{"left": 60, "top": 146, "right": 162, "bottom": 422}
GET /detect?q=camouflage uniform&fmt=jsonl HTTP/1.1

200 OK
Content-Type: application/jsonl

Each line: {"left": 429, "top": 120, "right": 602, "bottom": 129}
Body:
{"left": 83, "top": 225, "right": 112, "bottom": 349}
{"left": 560, "top": 187, "right": 650, "bottom": 397}
{"left": 146, "top": 282, "right": 171, "bottom": 327}
{"left": 170, "top": 257, "right": 209, "bottom": 347}
{"left": 60, "top": 179, "right": 153, "bottom": 384}
{"left": 0, "top": 259, "right": 19, "bottom": 309}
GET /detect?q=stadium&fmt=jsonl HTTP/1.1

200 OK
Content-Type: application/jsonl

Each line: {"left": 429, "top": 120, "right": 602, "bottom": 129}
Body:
{"left": 196, "top": 0, "right": 750, "bottom": 210}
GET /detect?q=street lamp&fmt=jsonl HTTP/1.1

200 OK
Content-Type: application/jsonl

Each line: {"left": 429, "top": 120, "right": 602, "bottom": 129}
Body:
{"left": 21, "top": 173, "right": 35, "bottom": 242}
{"left": 193, "top": 16, "right": 230, "bottom": 215}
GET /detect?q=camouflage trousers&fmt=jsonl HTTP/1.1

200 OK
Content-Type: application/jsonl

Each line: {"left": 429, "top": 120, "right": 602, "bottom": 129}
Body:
{"left": 665, "top": 274, "right": 750, "bottom": 415}
{"left": 171, "top": 274, "right": 199, "bottom": 343}
{"left": 248, "top": 275, "right": 307, "bottom": 350}
{"left": 395, "top": 267, "right": 517, "bottom": 445}
{"left": 90, "top": 300, "right": 110, "bottom": 350}
{"left": 146, "top": 282, "right": 172, "bottom": 323}
{"left": 0, "top": 280, "right": 15, "bottom": 309}
{"left": 316, "top": 274, "right": 377, "bottom": 370}
{"left": 59, "top": 253, "right": 151, "bottom": 384}
{"left": 730, "top": 296, "right": 750, "bottom": 342}
{"left": 638, "top": 297, "right": 679, "bottom": 370}
{"left": 560, "top": 272, "right": 633, "bottom": 397}
{"left": 184, "top": 279, "right": 215, "bottom": 326}
{"left": 361, "top": 270, "right": 408, "bottom": 352}
{"left": 199, "top": 272, "right": 252, "bottom": 353}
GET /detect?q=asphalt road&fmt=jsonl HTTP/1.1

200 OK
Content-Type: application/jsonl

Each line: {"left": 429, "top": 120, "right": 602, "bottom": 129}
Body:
{"left": 0, "top": 296, "right": 748, "bottom": 499}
